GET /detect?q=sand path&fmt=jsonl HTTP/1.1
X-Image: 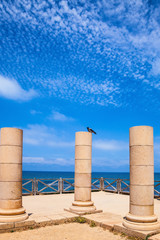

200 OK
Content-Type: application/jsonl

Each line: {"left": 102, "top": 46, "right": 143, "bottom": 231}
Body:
{"left": 0, "top": 223, "right": 130, "bottom": 240}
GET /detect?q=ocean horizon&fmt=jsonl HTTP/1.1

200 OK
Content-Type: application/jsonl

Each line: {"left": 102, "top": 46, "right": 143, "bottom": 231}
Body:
{"left": 22, "top": 171, "right": 160, "bottom": 181}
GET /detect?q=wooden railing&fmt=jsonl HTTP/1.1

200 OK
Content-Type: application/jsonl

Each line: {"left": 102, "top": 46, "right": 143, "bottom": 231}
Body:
{"left": 154, "top": 180, "right": 160, "bottom": 198}
{"left": 22, "top": 178, "right": 160, "bottom": 197}
{"left": 103, "top": 178, "right": 118, "bottom": 192}
{"left": 22, "top": 179, "right": 34, "bottom": 195}
{"left": 62, "top": 178, "right": 74, "bottom": 193}
{"left": 91, "top": 178, "right": 101, "bottom": 191}
{"left": 36, "top": 179, "right": 59, "bottom": 194}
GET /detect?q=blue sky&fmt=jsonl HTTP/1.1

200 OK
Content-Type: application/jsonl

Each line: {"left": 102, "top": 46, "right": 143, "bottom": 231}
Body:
{"left": 1, "top": 0, "right": 160, "bottom": 172}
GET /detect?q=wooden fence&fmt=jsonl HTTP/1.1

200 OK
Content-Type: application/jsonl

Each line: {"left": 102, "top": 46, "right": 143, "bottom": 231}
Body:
{"left": 22, "top": 178, "right": 160, "bottom": 197}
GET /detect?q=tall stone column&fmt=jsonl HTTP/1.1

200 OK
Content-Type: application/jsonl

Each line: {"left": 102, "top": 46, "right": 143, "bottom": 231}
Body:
{"left": 123, "top": 126, "right": 160, "bottom": 230}
{"left": 69, "top": 132, "right": 96, "bottom": 214}
{"left": 0, "top": 128, "right": 28, "bottom": 222}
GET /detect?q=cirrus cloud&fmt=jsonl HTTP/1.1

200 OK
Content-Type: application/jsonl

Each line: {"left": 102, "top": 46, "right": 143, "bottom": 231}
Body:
{"left": 1, "top": 1, "right": 160, "bottom": 108}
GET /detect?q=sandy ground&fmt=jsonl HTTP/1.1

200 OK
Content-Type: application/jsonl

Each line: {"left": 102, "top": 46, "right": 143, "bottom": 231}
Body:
{"left": 23, "top": 191, "right": 129, "bottom": 216}
{"left": 0, "top": 223, "right": 132, "bottom": 240}
{"left": 22, "top": 191, "right": 160, "bottom": 219}
{"left": 1, "top": 192, "right": 160, "bottom": 239}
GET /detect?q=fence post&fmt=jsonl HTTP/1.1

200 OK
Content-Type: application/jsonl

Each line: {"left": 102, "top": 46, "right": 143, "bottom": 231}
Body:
{"left": 117, "top": 179, "right": 121, "bottom": 194}
{"left": 100, "top": 177, "right": 104, "bottom": 191}
{"left": 33, "top": 178, "right": 37, "bottom": 195}
{"left": 59, "top": 178, "right": 63, "bottom": 194}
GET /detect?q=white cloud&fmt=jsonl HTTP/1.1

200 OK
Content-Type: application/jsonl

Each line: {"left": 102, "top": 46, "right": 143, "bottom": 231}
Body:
{"left": 0, "top": 75, "right": 37, "bottom": 101}
{"left": 47, "top": 141, "right": 74, "bottom": 147}
{"left": 23, "top": 155, "right": 128, "bottom": 167}
{"left": 151, "top": 59, "right": 160, "bottom": 76}
{"left": 23, "top": 156, "right": 74, "bottom": 166}
{"left": 93, "top": 157, "right": 129, "bottom": 167}
{"left": 23, "top": 124, "right": 53, "bottom": 146}
{"left": 50, "top": 111, "right": 74, "bottom": 122}
{"left": 23, "top": 157, "right": 46, "bottom": 164}
{"left": 52, "top": 157, "right": 74, "bottom": 166}
{"left": 30, "top": 110, "right": 42, "bottom": 115}
{"left": 93, "top": 139, "right": 128, "bottom": 151}
{"left": 23, "top": 155, "right": 129, "bottom": 167}
{"left": 23, "top": 124, "right": 74, "bottom": 147}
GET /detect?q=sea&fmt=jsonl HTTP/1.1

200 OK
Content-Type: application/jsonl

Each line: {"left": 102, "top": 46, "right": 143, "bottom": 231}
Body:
{"left": 22, "top": 171, "right": 160, "bottom": 181}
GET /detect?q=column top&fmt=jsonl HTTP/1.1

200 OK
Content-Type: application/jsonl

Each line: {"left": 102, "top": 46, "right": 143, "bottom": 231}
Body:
{"left": 75, "top": 132, "right": 92, "bottom": 146}
{"left": 76, "top": 131, "right": 91, "bottom": 133}
{"left": 129, "top": 126, "right": 153, "bottom": 146}
{"left": 1, "top": 128, "right": 23, "bottom": 146}
{"left": 130, "top": 125, "right": 152, "bottom": 129}
{"left": 1, "top": 127, "right": 22, "bottom": 130}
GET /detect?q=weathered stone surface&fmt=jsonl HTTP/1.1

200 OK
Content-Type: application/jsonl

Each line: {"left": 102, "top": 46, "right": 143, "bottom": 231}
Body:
{"left": 1, "top": 128, "right": 23, "bottom": 146}
{"left": 0, "top": 182, "right": 22, "bottom": 200}
{"left": 75, "top": 159, "right": 91, "bottom": 173}
{"left": 0, "top": 146, "right": 22, "bottom": 164}
{"left": 69, "top": 131, "right": 97, "bottom": 214}
{"left": 130, "top": 145, "right": 153, "bottom": 166}
{"left": 0, "top": 199, "right": 22, "bottom": 209}
{"left": 130, "top": 185, "right": 154, "bottom": 206}
{"left": 0, "top": 164, "right": 22, "bottom": 182}
{"left": 74, "top": 173, "right": 91, "bottom": 187}
{"left": 75, "top": 145, "right": 92, "bottom": 159}
{"left": 129, "top": 126, "right": 153, "bottom": 146}
{"left": 75, "top": 131, "right": 92, "bottom": 146}
{"left": 123, "top": 126, "right": 160, "bottom": 231}
{"left": 130, "top": 166, "right": 154, "bottom": 185}
{"left": 74, "top": 187, "right": 91, "bottom": 201}
{"left": 0, "top": 128, "right": 28, "bottom": 223}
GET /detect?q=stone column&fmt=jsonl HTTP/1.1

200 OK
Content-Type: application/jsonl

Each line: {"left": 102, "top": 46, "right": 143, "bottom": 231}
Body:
{"left": 69, "top": 132, "right": 96, "bottom": 214}
{"left": 123, "top": 126, "right": 160, "bottom": 231}
{"left": 0, "top": 128, "right": 28, "bottom": 222}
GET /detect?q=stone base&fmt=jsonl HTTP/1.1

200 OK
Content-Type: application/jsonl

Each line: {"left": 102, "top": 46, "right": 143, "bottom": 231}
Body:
{"left": 125, "top": 213, "right": 158, "bottom": 223}
{"left": 0, "top": 207, "right": 28, "bottom": 223}
{"left": 65, "top": 200, "right": 102, "bottom": 215}
{"left": 115, "top": 223, "right": 160, "bottom": 239}
{"left": 0, "top": 207, "right": 26, "bottom": 216}
{"left": 0, "top": 213, "right": 28, "bottom": 223}
{"left": 123, "top": 217, "right": 160, "bottom": 231}
{"left": 64, "top": 208, "right": 102, "bottom": 215}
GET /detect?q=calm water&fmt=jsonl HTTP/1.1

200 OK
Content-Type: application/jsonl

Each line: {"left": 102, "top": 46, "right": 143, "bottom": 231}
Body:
{"left": 22, "top": 171, "right": 160, "bottom": 180}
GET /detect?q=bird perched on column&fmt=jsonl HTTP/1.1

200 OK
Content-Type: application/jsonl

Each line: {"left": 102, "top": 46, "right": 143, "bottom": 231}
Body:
{"left": 87, "top": 127, "right": 96, "bottom": 134}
